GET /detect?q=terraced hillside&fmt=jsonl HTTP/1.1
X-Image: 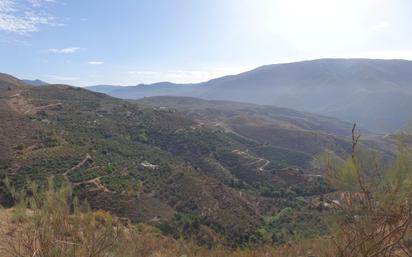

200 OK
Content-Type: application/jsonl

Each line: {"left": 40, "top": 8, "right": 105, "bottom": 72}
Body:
{"left": 138, "top": 96, "right": 394, "bottom": 161}
{"left": 0, "top": 74, "right": 374, "bottom": 245}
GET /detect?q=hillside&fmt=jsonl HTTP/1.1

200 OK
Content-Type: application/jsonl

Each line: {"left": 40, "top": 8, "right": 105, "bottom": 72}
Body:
{"left": 88, "top": 59, "right": 412, "bottom": 132}
{"left": 138, "top": 96, "right": 395, "bottom": 163}
{"left": 137, "top": 96, "right": 358, "bottom": 158}
{"left": 0, "top": 74, "right": 347, "bottom": 245}
{"left": 137, "top": 96, "right": 356, "bottom": 136}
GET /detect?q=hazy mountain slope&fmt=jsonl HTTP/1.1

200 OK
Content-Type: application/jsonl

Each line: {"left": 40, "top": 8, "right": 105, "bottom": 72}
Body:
{"left": 88, "top": 59, "right": 412, "bottom": 132}
{"left": 137, "top": 96, "right": 356, "bottom": 136}
{"left": 85, "top": 84, "right": 123, "bottom": 94}
{"left": 200, "top": 59, "right": 412, "bottom": 132}
{"left": 138, "top": 96, "right": 393, "bottom": 161}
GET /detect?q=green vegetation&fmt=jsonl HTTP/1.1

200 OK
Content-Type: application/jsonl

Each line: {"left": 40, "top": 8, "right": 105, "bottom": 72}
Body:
{"left": 1, "top": 130, "right": 411, "bottom": 257}
{"left": 0, "top": 178, "right": 330, "bottom": 256}
{"left": 2, "top": 83, "right": 325, "bottom": 246}
{"left": 1, "top": 76, "right": 405, "bottom": 252}
{"left": 321, "top": 129, "right": 412, "bottom": 256}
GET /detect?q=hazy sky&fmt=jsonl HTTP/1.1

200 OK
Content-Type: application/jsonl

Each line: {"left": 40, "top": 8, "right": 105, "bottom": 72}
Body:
{"left": 0, "top": 0, "right": 411, "bottom": 86}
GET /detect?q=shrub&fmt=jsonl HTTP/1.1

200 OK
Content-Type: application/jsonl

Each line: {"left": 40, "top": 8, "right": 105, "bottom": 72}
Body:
{"left": 0, "top": 177, "right": 120, "bottom": 257}
{"left": 324, "top": 125, "right": 412, "bottom": 257}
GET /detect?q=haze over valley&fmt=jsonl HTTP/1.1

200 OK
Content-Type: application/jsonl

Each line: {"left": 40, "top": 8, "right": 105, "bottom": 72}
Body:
{"left": 87, "top": 58, "right": 412, "bottom": 133}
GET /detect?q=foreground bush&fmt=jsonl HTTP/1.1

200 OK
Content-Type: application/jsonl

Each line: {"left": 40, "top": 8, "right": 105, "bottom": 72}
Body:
{"left": 324, "top": 127, "right": 412, "bottom": 257}
{"left": 0, "top": 178, "right": 120, "bottom": 257}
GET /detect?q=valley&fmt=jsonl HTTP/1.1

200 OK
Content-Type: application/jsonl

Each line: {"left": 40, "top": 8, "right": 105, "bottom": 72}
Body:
{"left": 0, "top": 73, "right": 354, "bottom": 246}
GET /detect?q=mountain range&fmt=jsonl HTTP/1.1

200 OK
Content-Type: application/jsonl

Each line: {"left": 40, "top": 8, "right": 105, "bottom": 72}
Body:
{"left": 87, "top": 59, "right": 412, "bottom": 132}
{"left": 0, "top": 72, "right": 382, "bottom": 245}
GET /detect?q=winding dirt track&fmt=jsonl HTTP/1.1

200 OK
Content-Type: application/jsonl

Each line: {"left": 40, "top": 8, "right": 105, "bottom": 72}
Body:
{"left": 232, "top": 149, "right": 271, "bottom": 172}
{"left": 63, "top": 154, "right": 112, "bottom": 193}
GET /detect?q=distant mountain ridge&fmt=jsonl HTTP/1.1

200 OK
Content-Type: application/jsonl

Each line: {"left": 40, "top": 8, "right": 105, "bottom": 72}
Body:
{"left": 88, "top": 82, "right": 198, "bottom": 99}
{"left": 22, "top": 79, "right": 48, "bottom": 86}
{"left": 87, "top": 59, "right": 412, "bottom": 132}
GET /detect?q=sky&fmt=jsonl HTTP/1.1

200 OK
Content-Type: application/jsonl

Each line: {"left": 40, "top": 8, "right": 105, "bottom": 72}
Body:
{"left": 0, "top": 0, "right": 411, "bottom": 87}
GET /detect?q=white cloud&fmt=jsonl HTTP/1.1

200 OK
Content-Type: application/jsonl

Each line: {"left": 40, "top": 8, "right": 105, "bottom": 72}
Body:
{"left": 48, "top": 47, "right": 80, "bottom": 53}
{"left": 88, "top": 61, "right": 104, "bottom": 65}
{"left": 0, "top": 0, "right": 14, "bottom": 12}
{"left": 128, "top": 71, "right": 157, "bottom": 76}
{"left": 341, "top": 50, "right": 412, "bottom": 60}
{"left": 373, "top": 21, "right": 389, "bottom": 30}
{"left": 0, "top": 0, "right": 57, "bottom": 34}
{"left": 127, "top": 67, "right": 253, "bottom": 84}
{"left": 28, "top": 0, "right": 56, "bottom": 7}
{"left": 48, "top": 75, "right": 79, "bottom": 81}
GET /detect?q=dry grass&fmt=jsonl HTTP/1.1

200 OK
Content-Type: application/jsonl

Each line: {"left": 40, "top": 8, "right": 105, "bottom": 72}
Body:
{"left": 2, "top": 203, "right": 410, "bottom": 257}
{"left": 0, "top": 206, "right": 335, "bottom": 257}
